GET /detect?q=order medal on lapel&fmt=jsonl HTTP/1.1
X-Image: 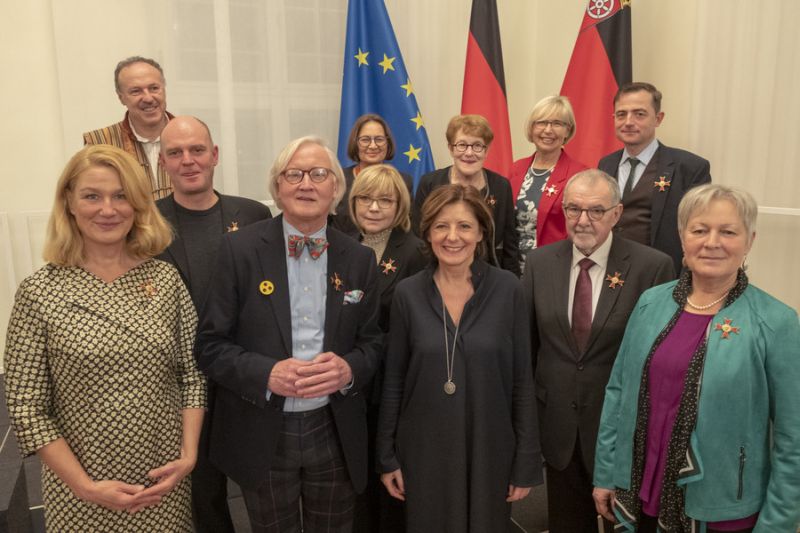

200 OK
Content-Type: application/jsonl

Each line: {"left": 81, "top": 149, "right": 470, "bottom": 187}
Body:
{"left": 544, "top": 184, "right": 558, "bottom": 197}
{"left": 714, "top": 318, "right": 740, "bottom": 339}
{"left": 605, "top": 272, "right": 625, "bottom": 289}
{"left": 330, "top": 272, "right": 344, "bottom": 292}
{"left": 140, "top": 280, "right": 157, "bottom": 298}
{"left": 227, "top": 221, "right": 240, "bottom": 232}
{"left": 653, "top": 176, "right": 671, "bottom": 192}
{"left": 380, "top": 258, "right": 397, "bottom": 275}
{"left": 259, "top": 280, "right": 274, "bottom": 295}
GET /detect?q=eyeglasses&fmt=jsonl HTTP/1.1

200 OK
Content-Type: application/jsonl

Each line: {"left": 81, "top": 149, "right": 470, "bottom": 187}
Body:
{"left": 533, "top": 120, "right": 568, "bottom": 130}
{"left": 357, "top": 136, "right": 388, "bottom": 147}
{"left": 563, "top": 205, "right": 618, "bottom": 221}
{"left": 281, "top": 168, "right": 332, "bottom": 184}
{"left": 354, "top": 195, "right": 396, "bottom": 209}
{"left": 451, "top": 142, "right": 487, "bottom": 154}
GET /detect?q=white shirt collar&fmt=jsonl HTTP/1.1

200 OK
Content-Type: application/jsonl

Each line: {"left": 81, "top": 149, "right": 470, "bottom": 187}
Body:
{"left": 622, "top": 138, "right": 659, "bottom": 166}
{"left": 571, "top": 232, "right": 613, "bottom": 271}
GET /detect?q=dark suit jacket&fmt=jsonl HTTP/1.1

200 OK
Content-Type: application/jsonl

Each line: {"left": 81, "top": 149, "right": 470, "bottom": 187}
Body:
{"left": 412, "top": 167, "right": 520, "bottom": 276}
{"left": 522, "top": 236, "right": 674, "bottom": 473}
{"left": 331, "top": 165, "right": 415, "bottom": 238}
{"left": 598, "top": 142, "right": 711, "bottom": 274}
{"left": 156, "top": 191, "right": 272, "bottom": 291}
{"left": 195, "top": 216, "right": 383, "bottom": 492}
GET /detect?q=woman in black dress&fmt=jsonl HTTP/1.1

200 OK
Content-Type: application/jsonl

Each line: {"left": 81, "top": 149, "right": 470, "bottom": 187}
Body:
{"left": 378, "top": 184, "right": 541, "bottom": 532}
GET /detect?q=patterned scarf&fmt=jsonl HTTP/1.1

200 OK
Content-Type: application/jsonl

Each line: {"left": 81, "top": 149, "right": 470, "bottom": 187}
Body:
{"left": 613, "top": 269, "right": 748, "bottom": 532}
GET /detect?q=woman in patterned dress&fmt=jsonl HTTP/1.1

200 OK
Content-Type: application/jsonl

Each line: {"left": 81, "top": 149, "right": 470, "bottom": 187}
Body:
{"left": 4, "top": 145, "right": 206, "bottom": 531}
{"left": 509, "top": 95, "right": 587, "bottom": 273}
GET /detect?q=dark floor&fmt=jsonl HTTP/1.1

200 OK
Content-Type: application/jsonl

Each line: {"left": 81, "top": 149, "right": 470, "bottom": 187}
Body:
{"left": 0, "top": 377, "right": 549, "bottom": 532}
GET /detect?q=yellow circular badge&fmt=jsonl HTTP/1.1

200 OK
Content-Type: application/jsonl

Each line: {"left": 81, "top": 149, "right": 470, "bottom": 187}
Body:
{"left": 259, "top": 280, "right": 274, "bottom": 295}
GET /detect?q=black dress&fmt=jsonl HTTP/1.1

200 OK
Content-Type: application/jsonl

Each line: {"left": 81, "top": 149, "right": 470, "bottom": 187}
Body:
{"left": 412, "top": 167, "right": 520, "bottom": 276}
{"left": 377, "top": 260, "right": 542, "bottom": 532}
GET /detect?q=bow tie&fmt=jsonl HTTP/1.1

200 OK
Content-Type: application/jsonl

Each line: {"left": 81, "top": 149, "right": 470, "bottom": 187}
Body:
{"left": 287, "top": 234, "right": 329, "bottom": 260}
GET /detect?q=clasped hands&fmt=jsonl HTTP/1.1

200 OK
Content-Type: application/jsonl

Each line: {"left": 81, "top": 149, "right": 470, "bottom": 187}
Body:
{"left": 268, "top": 351, "right": 353, "bottom": 398}
{"left": 77, "top": 454, "right": 196, "bottom": 514}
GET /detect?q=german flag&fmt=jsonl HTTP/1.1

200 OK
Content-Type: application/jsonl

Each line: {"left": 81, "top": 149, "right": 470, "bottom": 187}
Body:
{"left": 560, "top": 0, "right": 632, "bottom": 167}
{"left": 461, "top": 0, "right": 512, "bottom": 178}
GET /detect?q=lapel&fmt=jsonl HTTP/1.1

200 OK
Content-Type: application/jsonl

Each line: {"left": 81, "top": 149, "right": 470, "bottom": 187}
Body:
{"left": 375, "top": 228, "right": 404, "bottom": 297}
{"left": 602, "top": 150, "right": 624, "bottom": 177}
{"left": 536, "top": 150, "right": 571, "bottom": 237}
{"left": 650, "top": 143, "right": 676, "bottom": 242}
{"left": 584, "top": 237, "right": 631, "bottom": 359}
{"left": 254, "top": 216, "right": 292, "bottom": 355}
{"left": 218, "top": 193, "right": 242, "bottom": 234}
{"left": 323, "top": 229, "right": 348, "bottom": 350}
{"left": 552, "top": 241, "right": 581, "bottom": 358}
{"left": 159, "top": 196, "right": 191, "bottom": 283}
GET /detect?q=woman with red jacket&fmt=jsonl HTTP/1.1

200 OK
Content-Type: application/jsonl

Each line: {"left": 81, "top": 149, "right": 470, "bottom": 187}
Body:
{"left": 510, "top": 96, "right": 587, "bottom": 272}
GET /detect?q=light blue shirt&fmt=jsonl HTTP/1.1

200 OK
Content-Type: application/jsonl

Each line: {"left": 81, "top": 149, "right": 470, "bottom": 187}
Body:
{"left": 618, "top": 138, "right": 659, "bottom": 192}
{"left": 277, "top": 219, "right": 329, "bottom": 412}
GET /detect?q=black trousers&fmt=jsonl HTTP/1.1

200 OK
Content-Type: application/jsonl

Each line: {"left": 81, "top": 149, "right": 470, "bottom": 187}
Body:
{"left": 546, "top": 439, "right": 613, "bottom": 533}
{"left": 191, "top": 415, "right": 235, "bottom": 533}
{"left": 241, "top": 406, "right": 356, "bottom": 533}
{"left": 638, "top": 513, "right": 754, "bottom": 533}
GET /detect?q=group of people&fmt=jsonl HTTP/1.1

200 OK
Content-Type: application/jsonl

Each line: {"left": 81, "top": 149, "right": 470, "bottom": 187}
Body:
{"left": 3, "top": 55, "right": 798, "bottom": 533}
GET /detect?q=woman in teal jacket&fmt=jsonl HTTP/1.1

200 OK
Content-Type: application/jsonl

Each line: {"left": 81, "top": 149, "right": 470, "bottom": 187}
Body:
{"left": 593, "top": 184, "right": 800, "bottom": 532}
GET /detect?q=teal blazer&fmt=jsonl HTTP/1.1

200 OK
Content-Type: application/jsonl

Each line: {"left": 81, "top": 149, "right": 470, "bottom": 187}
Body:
{"left": 594, "top": 281, "right": 800, "bottom": 532}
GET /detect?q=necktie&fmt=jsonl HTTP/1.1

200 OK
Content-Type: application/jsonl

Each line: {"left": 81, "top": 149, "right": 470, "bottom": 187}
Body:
{"left": 572, "top": 257, "right": 595, "bottom": 353}
{"left": 622, "top": 157, "right": 640, "bottom": 199}
{"left": 287, "top": 234, "right": 329, "bottom": 259}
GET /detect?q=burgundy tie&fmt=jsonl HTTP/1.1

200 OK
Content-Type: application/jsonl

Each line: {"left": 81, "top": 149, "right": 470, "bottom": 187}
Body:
{"left": 572, "top": 257, "right": 595, "bottom": 353}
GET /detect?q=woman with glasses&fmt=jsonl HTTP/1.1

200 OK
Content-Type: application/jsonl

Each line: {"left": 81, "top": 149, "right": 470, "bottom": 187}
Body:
{"left": 333, "top": 114, "right": 414, "bottom": 237}
{"left": 347, "top": 164, "right": 426, "bottom": 532}
{"left": 413, "top": 114, "right": 520, "bottom": 276}
{"left": 510, "top": 96, "right": 587, "bottom": 272}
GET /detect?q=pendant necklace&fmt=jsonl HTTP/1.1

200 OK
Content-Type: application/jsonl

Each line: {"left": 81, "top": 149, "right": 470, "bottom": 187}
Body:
{"left": 441, "top": 294, "right": 460, "bottom": 395}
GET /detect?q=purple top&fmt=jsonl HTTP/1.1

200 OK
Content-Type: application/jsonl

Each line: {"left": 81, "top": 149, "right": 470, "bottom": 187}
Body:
{"left": 640, "top": 310, "right": 758, "bottom": 530}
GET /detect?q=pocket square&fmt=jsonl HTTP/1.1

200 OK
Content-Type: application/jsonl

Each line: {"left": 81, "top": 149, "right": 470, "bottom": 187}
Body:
{"left": 343, "top": 289, "right": 364, "bottom": 305}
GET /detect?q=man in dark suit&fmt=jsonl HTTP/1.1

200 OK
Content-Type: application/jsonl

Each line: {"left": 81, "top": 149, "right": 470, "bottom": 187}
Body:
{"left": 156, "top": 115, "right": 271, "bottom": 533}
{"left": 598, "top": 82, "right": 711, "bottom": 274}
{"left": 196, "top": 136, "right": 382, "bottom": 533}
{"left": 523, "top": 169, "right": 674, "bottom": 532}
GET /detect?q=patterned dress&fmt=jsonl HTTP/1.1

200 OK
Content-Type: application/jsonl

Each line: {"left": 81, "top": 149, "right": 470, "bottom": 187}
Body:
{"left": 4, "top": 259, "right": 206, "bottom": 531}
{"left": 515, "top": 166, "right": 550, "bottom": 272}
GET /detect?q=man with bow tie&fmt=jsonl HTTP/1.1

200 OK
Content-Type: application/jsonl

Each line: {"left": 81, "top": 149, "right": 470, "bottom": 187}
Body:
{"left": 197, "top": 136, "right": 382, "bottom": 532}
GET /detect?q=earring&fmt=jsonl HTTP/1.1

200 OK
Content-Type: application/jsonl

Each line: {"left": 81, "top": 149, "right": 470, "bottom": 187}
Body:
{"left": 741, "top": 255, "right": 748, "bottom": 272}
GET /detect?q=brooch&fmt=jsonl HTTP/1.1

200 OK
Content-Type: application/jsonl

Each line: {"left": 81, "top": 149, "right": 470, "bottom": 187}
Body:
{"left": 226, "top": 221, "right": 240, "bottom": 232}
{"left": 605, "top": 272, "right": 625, "bottom": 289}
{"left": 380, "top": 258, "right": 398, "bottom": 275}
{"left": 259, "top": 280, "right": 274, "bottom": 295}
{"left": 653, "top": 176, "right": 671, "bottom": 192}
{"left": 544, "top": 184, "right": 558, "bottom": 197}
{"left": 330, "top": 272, "right": 344, "bottom": 292}
{"left": 714, "top": 318, "right": 740, "bottom": 339}
{"left": 140, "top": 280, "right": 157, "bottom": 298}
{"left": 486, "top": 195, "right": 497, "bottom": 207}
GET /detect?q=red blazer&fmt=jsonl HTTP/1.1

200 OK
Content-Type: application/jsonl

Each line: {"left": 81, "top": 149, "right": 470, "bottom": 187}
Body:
{"left": 510, "top": 149, "right": 587, "bottom": 247}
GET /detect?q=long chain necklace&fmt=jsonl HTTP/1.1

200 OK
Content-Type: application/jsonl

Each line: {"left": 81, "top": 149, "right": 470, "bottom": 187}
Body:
{"left": 686, "top": 291, "right": 729, "bottom": 310}
{"left": 441, "top": 295, "right": 460, "bottom": 395}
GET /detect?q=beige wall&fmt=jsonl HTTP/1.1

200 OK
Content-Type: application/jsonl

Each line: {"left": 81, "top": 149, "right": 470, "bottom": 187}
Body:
{"left": 1, "top": 1, "right": 798, "bottom": 355}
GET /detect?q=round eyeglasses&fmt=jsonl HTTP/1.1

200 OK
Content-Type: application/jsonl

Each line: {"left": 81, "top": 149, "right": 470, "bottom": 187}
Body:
{"left": 357, "top": 136, "right": 388, "bottom": 147}
{"left": 281, "top": 168, "right": 332, "bottom": 184}
{"left": 451, "top": 141, "right": 487, "bottom": 154}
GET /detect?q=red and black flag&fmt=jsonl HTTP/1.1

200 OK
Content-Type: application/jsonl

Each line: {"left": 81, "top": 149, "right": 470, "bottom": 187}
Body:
{"left": 560, "top": 0, "right": 632, "bottom": 167}
{"left": 461, "top": 0, "right": 512, "bottom": 178}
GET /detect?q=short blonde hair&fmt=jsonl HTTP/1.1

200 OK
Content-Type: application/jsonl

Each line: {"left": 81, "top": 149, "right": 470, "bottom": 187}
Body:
{"left": 525, "top": 95, "right": 576, "bottom": 144}
{"left": 445, "top": 114, "right": 494, "bottom": 146}
{"left": 348, "top": 164, "right": 411, "bottom": 233}
{"left": 267, "top": 136, "right": 346, "bottom": 214}
{"left": 43, "top": 145, "right": 172, "bottom": 266}
{"left": 678, "top": 184, "right": 758, "bottom": 245}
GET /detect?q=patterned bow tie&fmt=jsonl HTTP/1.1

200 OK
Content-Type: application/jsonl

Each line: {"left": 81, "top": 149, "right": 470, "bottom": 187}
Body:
{"left": 287, "top": 234, "right": 329, "bottom": 260}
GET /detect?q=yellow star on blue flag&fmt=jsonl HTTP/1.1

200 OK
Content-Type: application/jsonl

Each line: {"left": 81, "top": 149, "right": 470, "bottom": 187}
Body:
{"left": 337, "top": 0, "right": 434, "bottom": 190}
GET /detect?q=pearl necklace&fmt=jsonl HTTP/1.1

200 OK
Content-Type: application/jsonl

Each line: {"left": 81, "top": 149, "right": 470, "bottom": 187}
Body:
{"left": 686, "top": 291, "right": 729, "bottom": 310}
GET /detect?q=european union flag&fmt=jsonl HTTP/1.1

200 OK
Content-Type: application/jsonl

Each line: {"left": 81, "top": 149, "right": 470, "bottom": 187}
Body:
{"left": 337, "top": 0, "right": 435, "bottom": 190}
